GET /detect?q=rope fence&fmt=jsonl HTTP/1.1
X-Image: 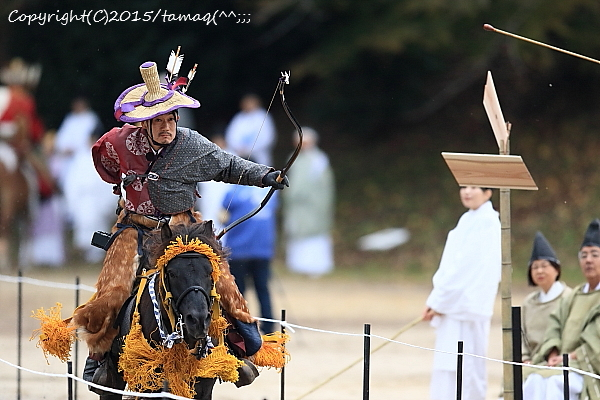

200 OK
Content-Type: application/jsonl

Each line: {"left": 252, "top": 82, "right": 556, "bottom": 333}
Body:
{"left": 1, "top": 273, "right": 597, "bottom": 399}
{"left": 0, "top": 274, "right": 96, "bottom": 292}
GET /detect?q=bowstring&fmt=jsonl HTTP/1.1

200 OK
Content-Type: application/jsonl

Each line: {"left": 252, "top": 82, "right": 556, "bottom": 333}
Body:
{"left": 221, "top": 81, "right": 281, "bottom": 218}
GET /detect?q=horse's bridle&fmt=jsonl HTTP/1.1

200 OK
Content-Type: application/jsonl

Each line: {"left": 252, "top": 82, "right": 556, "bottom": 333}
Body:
{"left": 165, "top": 253, "right": 215, "bottom": 317}
{"left": 161, "top": 252, "right": 217, "bottom": 357}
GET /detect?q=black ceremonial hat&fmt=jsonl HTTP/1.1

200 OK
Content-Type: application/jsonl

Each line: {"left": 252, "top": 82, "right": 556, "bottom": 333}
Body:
{"left": 529, "top": 231, "right": 559, "bottom": 267}
{"left": 581, "top": 219, "right": 600, "bottom": 249}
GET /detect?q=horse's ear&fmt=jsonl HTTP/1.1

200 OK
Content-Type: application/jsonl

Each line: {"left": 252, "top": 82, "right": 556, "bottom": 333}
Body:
{"left": 161, "top": 223, "right": 173, "bottom": 242}
{"left": 205, "top": 220, "right": 214, "bottom": 235}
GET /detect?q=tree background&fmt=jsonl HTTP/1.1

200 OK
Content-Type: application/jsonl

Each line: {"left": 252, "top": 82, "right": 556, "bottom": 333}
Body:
{"left": 3, "top": 0, "right": 600, "bottom": 282}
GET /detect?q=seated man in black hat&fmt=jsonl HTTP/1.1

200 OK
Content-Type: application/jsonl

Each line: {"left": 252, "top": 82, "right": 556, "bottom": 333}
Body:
{"left": 523, "top": 219, "right": 600, "bottom": 400}
{"left": 73, "top": 56, "right": 287, "bottom": 369}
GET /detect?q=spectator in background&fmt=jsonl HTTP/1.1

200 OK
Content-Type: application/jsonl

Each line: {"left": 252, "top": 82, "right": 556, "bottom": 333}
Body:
{"left": 62, "top": 130, "right": 116, "bottom": 263}
{"left": 51, "top": 96, "right": 102, "bottom": 192}
{"left": 225, "top": 93, "right": 275, "bottom": 166}
{"left": 0, "top": 58, "right": 57, "bottom": 268}
{"left": 523, "top": 219, "right": 600, "bottom": 400}
{"left": 521, "top": 231, "right": 572, "bottom": 363}
{"left": 221, "top": 178, "right": 278, "bottom": 334}
{"left": 283, "top": 127, "right": 335, "bottom": 278}
{"left": 31, "top": 96, "right": 104, "bottom": 265}
{"left": 196, "top": 134, "right": 231, "bottom": 233}
{"left": 28, "top": 131, "right": 66, "bottom": 267}
{"left": 422, "top": 186, "right": 501, "bottom": 400}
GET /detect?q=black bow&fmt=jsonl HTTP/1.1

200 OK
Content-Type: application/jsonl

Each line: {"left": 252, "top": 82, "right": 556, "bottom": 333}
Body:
{"left": 216, "top": 72, "right": 303, "bottom": 239}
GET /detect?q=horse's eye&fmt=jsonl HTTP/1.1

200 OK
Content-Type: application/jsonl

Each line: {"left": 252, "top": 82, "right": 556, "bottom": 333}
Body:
{"left": 167, "top": 270, "right": 177, "bottom": 279}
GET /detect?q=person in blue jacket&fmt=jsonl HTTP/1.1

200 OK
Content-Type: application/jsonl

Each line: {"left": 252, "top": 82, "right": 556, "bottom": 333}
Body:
{"left": 222, "top": 183, "right": 278, "bottom": 334}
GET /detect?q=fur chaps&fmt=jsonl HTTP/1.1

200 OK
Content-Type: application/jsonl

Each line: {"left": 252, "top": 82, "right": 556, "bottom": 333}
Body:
{"left": 73, "top": 209, "right": 253, "bottom": 355}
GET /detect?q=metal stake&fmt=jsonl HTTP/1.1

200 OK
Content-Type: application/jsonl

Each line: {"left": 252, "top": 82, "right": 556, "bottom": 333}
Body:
{"left": 363, "top": 324, "right": 371, "bottom": 400}
{"left": 17, "top": 269, "right": 22, "bottom": 400}
{"left": 563, "top": 354, "right": 570, "bottom": 400}
{"left": 67, "top": 361, "right": 73, "bottom": 400}
{"left": 456, "top": 341, "right": 464, "bottom": 400}
{"left": 280, "top": 309, "right": 286, "bottom": 400}
{"left": 512, "top": 306, "right": 523, "bottom": 400}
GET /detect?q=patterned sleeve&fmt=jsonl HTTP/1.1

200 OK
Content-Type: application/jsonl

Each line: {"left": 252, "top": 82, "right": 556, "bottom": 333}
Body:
{"left": 91, "top": 128, "right": 122, "bottom": 184}
{"left": 207, "top": 149, "right": 272, "bottom": 186}
{"left": 151, "top": 128, "right": 273, "bottom": 188}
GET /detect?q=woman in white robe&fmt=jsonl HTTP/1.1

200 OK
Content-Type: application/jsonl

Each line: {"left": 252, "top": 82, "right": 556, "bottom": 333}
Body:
{"left": 423, "top": 186, "right": 501, "bottom": 400}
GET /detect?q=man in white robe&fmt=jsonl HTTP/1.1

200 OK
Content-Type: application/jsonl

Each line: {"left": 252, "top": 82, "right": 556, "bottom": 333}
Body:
{"left": 224, "top": 93, "right": 275, "bottom": 166}
{"left": 423, "top": 186, "right": 501, "bottom": 400}
{"left": 51, "top": 97, "right": 101, "bottom": 191}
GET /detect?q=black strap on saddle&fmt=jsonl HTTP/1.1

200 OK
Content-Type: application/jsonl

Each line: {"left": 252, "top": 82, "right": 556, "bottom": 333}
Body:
{"left": 91, "top": 219, "right": 147, "bottom": 255}
{"left": 113, "top": 294, "right": 136, "bottom": 337}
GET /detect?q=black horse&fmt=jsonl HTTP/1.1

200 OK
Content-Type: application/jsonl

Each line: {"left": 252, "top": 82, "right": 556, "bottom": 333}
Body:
{"left": 92, "top": 220, "right": 225, "bottom": 400}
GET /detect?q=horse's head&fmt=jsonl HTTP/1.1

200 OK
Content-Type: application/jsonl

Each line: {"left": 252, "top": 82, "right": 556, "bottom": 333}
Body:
{"left": 165, "top": 249, "right": 214, "bottom": 345}
{"left": 149, "top": 220, "right": 225, "bottom": 349}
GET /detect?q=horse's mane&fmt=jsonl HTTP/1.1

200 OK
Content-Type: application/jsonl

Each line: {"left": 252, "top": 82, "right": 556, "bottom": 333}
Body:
{"left": 142, "top": 221, "right": 229, "bottom": 270}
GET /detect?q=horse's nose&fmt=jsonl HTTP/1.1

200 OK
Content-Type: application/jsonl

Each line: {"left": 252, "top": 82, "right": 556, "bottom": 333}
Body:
{"left": 184, "top": 310, "right": 210, "bottom": 338}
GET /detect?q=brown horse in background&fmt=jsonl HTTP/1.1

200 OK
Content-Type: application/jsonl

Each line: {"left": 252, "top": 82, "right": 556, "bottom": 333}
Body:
{"left": 0, "top": 60, "right": 55, "bottom": 272}
{"left": 0, "top": 114, "right": 32, "bottom": 271}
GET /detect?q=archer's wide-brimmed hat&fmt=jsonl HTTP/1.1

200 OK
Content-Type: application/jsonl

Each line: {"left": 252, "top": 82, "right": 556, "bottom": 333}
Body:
{"left": 114, "top": 60, "right": 200, "bottom": 123}
{"left": 0, "top": 58, "right": 42, "bottom": 88}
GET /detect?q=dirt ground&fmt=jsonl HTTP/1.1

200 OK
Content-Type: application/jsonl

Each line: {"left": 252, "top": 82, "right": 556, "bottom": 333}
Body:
{"left": 0, "top": 266, "right": 531, "bottom": 400}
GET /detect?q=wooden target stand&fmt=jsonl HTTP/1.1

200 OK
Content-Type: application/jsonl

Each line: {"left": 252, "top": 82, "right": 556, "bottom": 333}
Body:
{"left": 442, "top": 71, "right": 537, "bottom": 400}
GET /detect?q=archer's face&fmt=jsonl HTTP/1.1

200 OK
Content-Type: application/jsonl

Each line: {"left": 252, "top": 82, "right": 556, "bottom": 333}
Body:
{"left": 144, "top": 112, "right": 179, "bottom": 148}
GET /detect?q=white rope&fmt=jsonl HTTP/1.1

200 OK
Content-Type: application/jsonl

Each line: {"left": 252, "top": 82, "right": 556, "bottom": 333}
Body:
{"left": 0, "top": 274, "right": 96, "bottom": 292}
{"left": 366, "top": 333, "right": 600, "bottom": 380}
{"left": 4, "top": 315, "right": 600, "bottom": 396}
{"left": 3, "top": 275, "right": 600, "bottom": 387}
{"left": 256, "top": 317, "right": 600, "bottom": 380}
{"left": 0, "top": 356, "right": 193, "bottom": 399}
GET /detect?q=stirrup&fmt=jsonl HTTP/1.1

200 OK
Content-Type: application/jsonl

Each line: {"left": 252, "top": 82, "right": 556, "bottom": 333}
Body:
{"left": 84, "top": 355, "right": 124, "bottom": 395}
{"left": 235, "top": 359, "right": 259, "bottom": 388}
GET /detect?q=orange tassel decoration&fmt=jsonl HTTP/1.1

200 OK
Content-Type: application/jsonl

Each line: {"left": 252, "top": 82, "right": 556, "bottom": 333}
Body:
{"left": 249, "top": 332, "right": 291, "bottom": 370}
{"left": 30, "top": 303, "right": 77, "bottom": 363}
{"left": 119, "top": 311, "right": 243, "bottom": 398}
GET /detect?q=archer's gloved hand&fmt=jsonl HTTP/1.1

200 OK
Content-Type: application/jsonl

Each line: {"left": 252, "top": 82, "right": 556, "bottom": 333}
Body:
{"left": 262, "top": 170, "right": 289, "bottom": 190}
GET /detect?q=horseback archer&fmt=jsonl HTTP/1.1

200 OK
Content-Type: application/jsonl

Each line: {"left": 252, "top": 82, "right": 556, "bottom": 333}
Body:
{"left": 74, "top": 51, "right": 289, "bottom": 388}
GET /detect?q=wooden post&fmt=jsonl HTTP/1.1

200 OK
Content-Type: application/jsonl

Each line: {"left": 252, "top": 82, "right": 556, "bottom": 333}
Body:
{"left": 445, "top": 72, "right": 537, "bottom": 400}
{"left": 500, "top": 131, "right": 514, "bottom": 400}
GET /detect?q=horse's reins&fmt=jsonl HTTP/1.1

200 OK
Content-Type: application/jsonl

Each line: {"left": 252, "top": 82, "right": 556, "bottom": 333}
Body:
{"left": 162, "top": 253, "right": 213, "bottom": 317}
{"left": 132, "top": 266, "right": 218, "bottom": 354}
{"left": 132, "top": 242, "right": 223, "bottom": 357}
{"left": 162, "top": 252, "right": 216, "bottom": 357}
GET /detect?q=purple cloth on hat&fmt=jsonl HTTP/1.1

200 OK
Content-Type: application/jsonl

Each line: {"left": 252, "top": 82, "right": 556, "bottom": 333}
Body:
{"left": 143, "top": 90, "right": 174, "bottom": 106}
